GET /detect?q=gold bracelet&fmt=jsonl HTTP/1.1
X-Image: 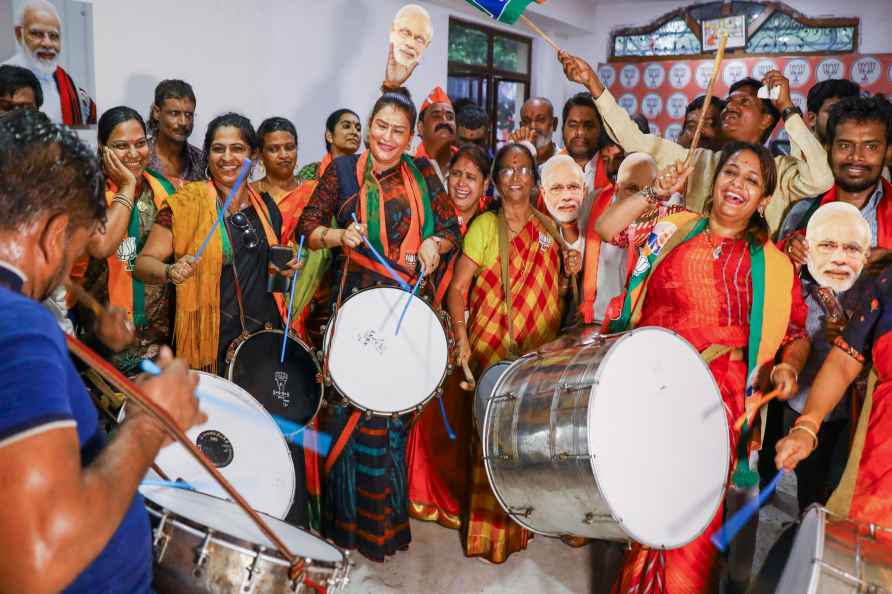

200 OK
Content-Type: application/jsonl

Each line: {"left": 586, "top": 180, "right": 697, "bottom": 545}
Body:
{"left": 771, "top": 362, "right": 799, "bottom": 384}
{"left": 454, "top": 320, "right": 466, "bottom": 326}
{"left": 790, "top": 425, "right": 818, "bottom": 450}
{"left": 320, "top": 227, "right": 330, "bottom": 246}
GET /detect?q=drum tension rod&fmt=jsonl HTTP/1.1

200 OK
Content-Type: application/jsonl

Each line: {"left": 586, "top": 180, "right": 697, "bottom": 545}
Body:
{"left": 152, "top": 512, "right": 172, "bottom": 564}
{"left": 509, "top": 506, "right": 534, "bottom": 518}
{"left": 553, "top": 452, "right": 591, "bottom": 462}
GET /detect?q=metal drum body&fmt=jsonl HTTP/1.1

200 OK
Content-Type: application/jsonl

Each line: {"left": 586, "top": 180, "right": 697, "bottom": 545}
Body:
{"left": 154, "top": 373, "right": 295, "bottom": 519}
{"left": 482, "top": 327, "right": 729, "bottom": 548}
{"left": 475, "top": 361, "right": 512, "bottom": 438}
{"left": 777, "top": 505, "right": 892, "bottom": 593}
{"left": 227, "top": 329, "right": 323, "bottom": 429}
{"left": 324, "top": 286, "right": 451, "bottom": 415}
{"left": 143, "top": 486, "right": 351, "bottom": 594}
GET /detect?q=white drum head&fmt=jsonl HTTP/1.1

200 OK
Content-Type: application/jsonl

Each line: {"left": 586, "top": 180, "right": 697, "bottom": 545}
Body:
{"left": 140, "top": 486, "right": 343, "bottom": 564}
{"left": 588, "top": 327, "right": 728, "bottom": 548}
{"left": 153, "top": 373, "right": 295, "bottom": 519}
{"left": 326, "top": 287, "right": 449, "bottom": 413}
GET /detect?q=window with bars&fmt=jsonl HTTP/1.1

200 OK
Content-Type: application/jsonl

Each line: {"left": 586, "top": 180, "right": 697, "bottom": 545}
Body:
{"left": 447, "top": 18, "right": 532, "bottom": 150}
{"left": 610, "top": 1, "right": 858, "bottom": 61}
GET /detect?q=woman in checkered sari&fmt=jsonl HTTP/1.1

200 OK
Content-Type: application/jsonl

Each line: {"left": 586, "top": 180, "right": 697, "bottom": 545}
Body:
{"left": 447, "top": 143, "right": 572, "bottom": 563}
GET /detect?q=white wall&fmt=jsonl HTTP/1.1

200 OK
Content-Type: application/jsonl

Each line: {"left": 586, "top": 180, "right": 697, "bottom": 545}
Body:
{"left": 92, "top": 0, "right": 597, "bottom": 163}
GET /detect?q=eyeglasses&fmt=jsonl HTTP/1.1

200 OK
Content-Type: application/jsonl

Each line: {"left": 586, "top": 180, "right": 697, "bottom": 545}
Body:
{"left": 812, "top": 240, "right": 866, "bottom": 258}
{"left": 230, "top": 211, "right": 259, "bottom": 250}
{"left": 497, "top": 166, "right": 534, "bottom": 181}
{"left": 397, "top": 27, "right": 428, "bottom": 47}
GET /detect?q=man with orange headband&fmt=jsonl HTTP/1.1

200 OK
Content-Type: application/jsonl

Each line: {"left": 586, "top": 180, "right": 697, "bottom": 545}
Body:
{"left": 416, "top": 86, "right": 457, "bottom": 185}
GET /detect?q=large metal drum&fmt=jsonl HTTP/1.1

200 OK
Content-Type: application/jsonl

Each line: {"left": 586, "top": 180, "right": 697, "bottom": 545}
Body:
{"left": 482, "top": 327, "right": 729, "bottom": 548}
{"left": 776, "top": 505, "right": 892, "bottom": 593}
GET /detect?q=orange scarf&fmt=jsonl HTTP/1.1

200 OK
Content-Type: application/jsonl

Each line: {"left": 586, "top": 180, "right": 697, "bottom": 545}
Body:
{"left": 168, "top": 181, "right": 293, "bottom": 371}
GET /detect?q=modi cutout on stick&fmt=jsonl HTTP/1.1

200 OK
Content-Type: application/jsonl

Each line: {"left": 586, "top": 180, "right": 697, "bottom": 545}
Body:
{"left": 389, "top": 4, "right": 432, "bottom": 69}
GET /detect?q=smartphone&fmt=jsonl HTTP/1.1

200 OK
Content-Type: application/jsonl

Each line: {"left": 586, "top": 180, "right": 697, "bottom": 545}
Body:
{"left": 268, "top": 245, "right": 293, "bottom": 293}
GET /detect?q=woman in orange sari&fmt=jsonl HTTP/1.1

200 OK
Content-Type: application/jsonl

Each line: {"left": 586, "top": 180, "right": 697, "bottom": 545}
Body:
{"left": 596, "top": 142, "right": 809, "bottom": 593}
{"left": 447, "top": 143, "right": 572, "bottom": 563}
{"left": 408, "top": 144, "right": 491, "bottom": 529}
{"left": 252, "top": 116, "right": 330, "bottom": 340}
{"left": 77, "top": 106, "right": 175, "bottom": 373}
{"left": 777, "top": 255, "right": 892, "bottom": 530}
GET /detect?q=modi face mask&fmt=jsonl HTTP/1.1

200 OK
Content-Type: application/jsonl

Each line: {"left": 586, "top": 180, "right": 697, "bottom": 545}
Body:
{"left": 543, "top": 159, "right": 584, "bottom": 224}
{"left": 389, "top": 5, "right": 432, "bottom": 68}
{"left": 806, "top": 202, "right": 871, "bottom": 293}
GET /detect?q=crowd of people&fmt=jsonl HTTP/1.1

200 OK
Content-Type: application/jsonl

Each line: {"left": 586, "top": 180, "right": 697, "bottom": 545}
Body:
{"left": 2, "top": 2, "right": 892, "bottom": 592}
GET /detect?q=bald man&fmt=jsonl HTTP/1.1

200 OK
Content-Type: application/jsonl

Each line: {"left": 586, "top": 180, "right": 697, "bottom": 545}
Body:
{"left": 2, "top": 0, "right": 95, "bottom": 125}
{"left": 390, "top": 4, "right": 432, "bottom": 68}
{"left": 514, "top": 97, "right": 559, "bottom": 164}
{"left": 574, "top": 152, "right": 658, "bottom": 325}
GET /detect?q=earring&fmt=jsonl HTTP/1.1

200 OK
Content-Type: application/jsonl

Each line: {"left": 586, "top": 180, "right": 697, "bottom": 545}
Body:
{"left": 204, "top": 166, "right": 211, "bottom": 179}
{"left": 758, "top": 204, "right": 766, "bottom": 217}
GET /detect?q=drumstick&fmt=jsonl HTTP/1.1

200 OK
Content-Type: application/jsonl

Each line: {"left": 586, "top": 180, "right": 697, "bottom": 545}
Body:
{"left": 519, "top": 15, "right": 561, "bottom": 53}
{"left": 733, "top": 388, "right": 781, "bottom": 432}
{"left": 195, "top": 160, "right": 252, "bottom": 261}
{"left": 684, "top": 32, "right": 728, "bottom": 168}
{"left": 459, "top": 360, "right": 476, "bottom": 392}
{"left": 350, "top": 213, "right": 411, "bottom": 290}
{"left": 395, "top": 268, "right": 424, "bottom": 336}
{"left": 280, "top": 235, "right": 305, "bottom": 364}
{"left": 711, "top": 469, "right": 784, "bottom": 552}
{"left": 65, "top": 335, "right": 298, "bottom": 565}
{"left": 64, "top": 279, "right": 103, "bottom": 317}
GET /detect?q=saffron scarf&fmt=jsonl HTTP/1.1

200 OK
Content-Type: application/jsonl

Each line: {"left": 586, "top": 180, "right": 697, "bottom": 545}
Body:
{"left": 167, "top": 181, "right": 288, "bottom": 372}
{"left": 355, "top": 151, "right": 434, "bottom": 269}
{"left": 106, "top": 169, "right": 175, "bottom": 327}
{"left": 608, "top": 211, "right": 793, "bottom": 484}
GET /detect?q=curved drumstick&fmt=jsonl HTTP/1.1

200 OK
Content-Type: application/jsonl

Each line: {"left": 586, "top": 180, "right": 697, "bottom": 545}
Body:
{"left": 733, "top": 389, "right": 781, "bottom": 432}
{"left": 64, "top": 335, "right": 298, "bottom": 566}
{"left": 684, "top": 32, "right": 728, "bottom": 168}
{"left": 459, "top": 360, "right": 476, "bottom": 392}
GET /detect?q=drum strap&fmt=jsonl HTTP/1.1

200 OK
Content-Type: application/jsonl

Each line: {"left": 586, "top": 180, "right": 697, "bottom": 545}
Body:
{"left": 497, "top": 210, "right": 518, "bottom": 357}
{"left": 323, "top": 409, "right": 361, "bottom": 475}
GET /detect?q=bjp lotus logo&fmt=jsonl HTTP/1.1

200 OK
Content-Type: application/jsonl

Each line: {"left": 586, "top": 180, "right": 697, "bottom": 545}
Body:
{"left": 116, "top": 237, "right": 137, "bottom": 271}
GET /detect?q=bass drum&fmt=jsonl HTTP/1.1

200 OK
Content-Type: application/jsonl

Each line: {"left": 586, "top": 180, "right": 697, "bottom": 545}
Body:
{"left": 153, "top": 372, "right": 295, "bottom": 519}
{"left": 227, "top": 329, "right": 323, "bottom": 430}
{"left": 474, "top": 361, "right": 512, "bottom": 438}
{"left": 143, "top": 485, "right": 351, "bottom": 594}
{"left": 776, "top": 505, "right": 892, "bottom": 593}
{"left": 482, "top": 327, "right": 729, "bottom": 548}
{"left": 324, "top": 286, "right": 451, "bottom": 415}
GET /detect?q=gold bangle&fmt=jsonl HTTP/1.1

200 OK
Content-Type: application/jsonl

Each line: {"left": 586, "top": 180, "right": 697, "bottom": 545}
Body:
{"left": 454, "top": 320, "right": 466, "bottom": 326}
{"left": 771, "top": 362, "right": 799, "bottom": 383}
{"left": 790, "top": 425, "right": 818, "bottom": 450}
{"left": 320, "top": 227, "right": 330, "bottom": 246}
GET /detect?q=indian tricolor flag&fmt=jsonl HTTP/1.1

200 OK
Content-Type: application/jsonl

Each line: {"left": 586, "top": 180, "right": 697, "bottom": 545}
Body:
{"left": 464, "top": 0, "right": 545, "bottom": 24}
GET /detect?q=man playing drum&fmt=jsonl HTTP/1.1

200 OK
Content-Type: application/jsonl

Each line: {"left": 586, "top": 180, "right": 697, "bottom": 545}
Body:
{"left": 0, "top": 109, "right": 204, "bottom": 593}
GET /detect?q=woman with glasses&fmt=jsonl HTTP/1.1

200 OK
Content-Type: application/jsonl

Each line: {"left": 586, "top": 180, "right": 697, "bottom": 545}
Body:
{"left": 297, "top": 89, "right": 460, "bottom": 562}
{"left": 75, "top": 106, "right": 175, "bottom": 373}
{"left": 446, "top": 142, "right": 569, "bottom": 563}
{"left": 136, "top": 113, "right": 299, "bottom": 374}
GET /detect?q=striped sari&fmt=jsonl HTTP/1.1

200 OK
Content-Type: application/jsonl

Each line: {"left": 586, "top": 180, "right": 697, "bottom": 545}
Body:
{"left": 461, "top": 210, "right": 564, "bottom": 563}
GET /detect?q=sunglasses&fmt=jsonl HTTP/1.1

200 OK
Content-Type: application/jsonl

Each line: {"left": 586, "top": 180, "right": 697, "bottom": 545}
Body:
{"left": 230, "top": 211, "right": 259, "bottom": 249}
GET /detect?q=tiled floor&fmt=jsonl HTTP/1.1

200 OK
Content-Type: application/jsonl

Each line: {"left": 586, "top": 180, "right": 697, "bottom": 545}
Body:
{"left": 339, "top": 473, "right": 801, "bottom": 594}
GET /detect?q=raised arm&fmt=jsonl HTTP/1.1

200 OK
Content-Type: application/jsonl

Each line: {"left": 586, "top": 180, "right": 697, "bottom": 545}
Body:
{"left": 87, "top": 148, "right": 139, "bottom": 259}
{"left": 595, "top": 161, "right": 693, "bottom": 244}
{"left": 446, "top": 254, "right": 479, "bottom": 368}
{"left": 558, "top": 51, "right": 689, "bottom": 168}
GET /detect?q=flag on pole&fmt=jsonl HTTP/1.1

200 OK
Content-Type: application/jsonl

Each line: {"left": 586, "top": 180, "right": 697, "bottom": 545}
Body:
{"left": 464, "top": 0, "right": 545, "bottom": 25}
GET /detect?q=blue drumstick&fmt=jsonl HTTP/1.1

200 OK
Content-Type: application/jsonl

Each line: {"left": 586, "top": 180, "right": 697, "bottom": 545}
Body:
{"left": 195, "top": 160, "right": 252, "bottom": 261}
{"left": 710, "top": 469, "right": 785, "bottom": 552}
{"left": 438, "top": 397, "right": 456, "bottom": 441}
{"left": 138, "top": 360, "right": 331, "bottom": 455}
{"left": 395, "top": 268, "right": 424, "bottom": 336}
{"left": 350, "top": 213, "right": 411, "bottom": 290}
{"left": 141, "top": 478, "right": 196, "bottom": 491}
{"left": 280, "top": 235, "right": 305, "bottom": 364}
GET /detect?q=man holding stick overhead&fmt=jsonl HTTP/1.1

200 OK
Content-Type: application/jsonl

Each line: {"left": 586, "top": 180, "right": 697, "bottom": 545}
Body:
{"left": 0, "top": 109, "right": 204, "bottom": 593}
{"left": 558, "top": 52, "right": 834, "bottom": 235}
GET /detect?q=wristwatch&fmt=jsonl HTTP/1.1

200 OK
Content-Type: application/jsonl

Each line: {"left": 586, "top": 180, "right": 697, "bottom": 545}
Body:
{"left": 781, "top": 106, "right": 802, "bottom": 122}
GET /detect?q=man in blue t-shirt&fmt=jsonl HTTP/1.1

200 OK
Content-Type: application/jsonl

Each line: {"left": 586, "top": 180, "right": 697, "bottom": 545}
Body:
{"left": 0, "top": 109, "right": 205, "bottom": 593}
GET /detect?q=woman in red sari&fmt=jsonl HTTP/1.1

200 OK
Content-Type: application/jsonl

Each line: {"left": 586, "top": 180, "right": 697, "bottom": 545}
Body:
{"left": 777, "top": 256, "right": 892, "bottom": 530}
{"left": 408, "top": 144, "right": 491, "bottom": 529}
{"left": 596, "top": 142, "right": 809, "bottom": 593}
